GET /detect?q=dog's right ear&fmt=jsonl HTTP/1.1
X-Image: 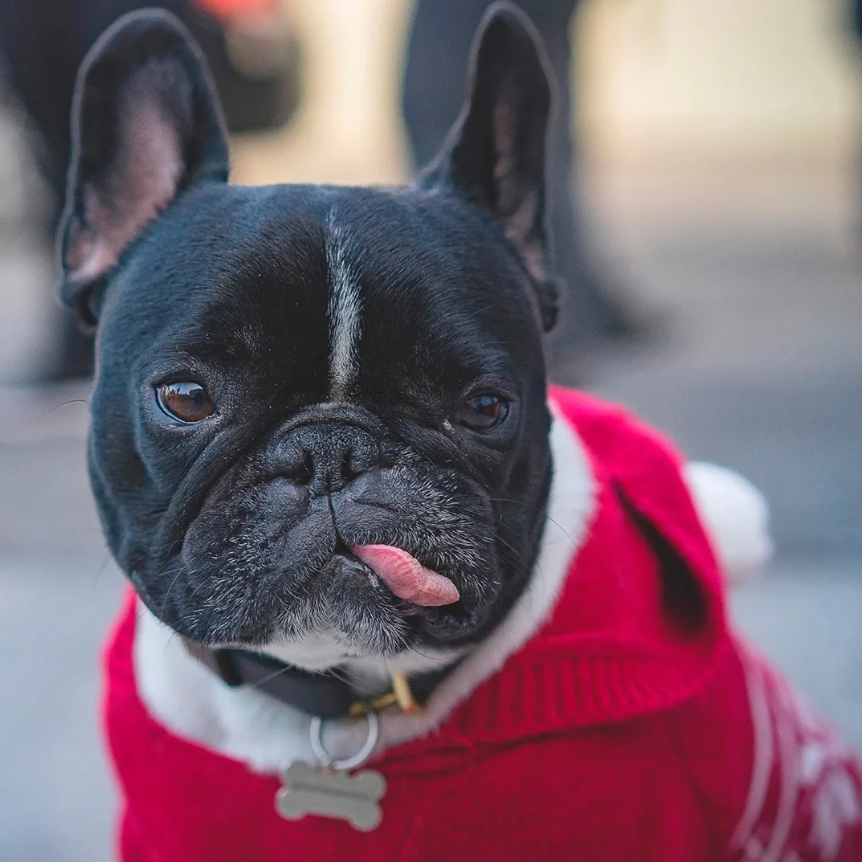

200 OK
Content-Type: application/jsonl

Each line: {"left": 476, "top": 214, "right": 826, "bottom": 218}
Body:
{"left": 417, "top": 3, "right": 558, "bottom": 331}
{"left": 58, "top": 10, "right": 229, "bottom": 327}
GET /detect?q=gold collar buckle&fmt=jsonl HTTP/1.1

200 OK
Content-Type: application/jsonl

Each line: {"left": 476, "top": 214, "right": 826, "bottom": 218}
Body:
{"left": 349, "top": 671, "right": 420, "bottom": 717}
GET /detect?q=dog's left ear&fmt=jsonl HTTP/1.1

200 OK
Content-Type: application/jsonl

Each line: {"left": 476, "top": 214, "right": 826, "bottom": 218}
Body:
{"left": 58, "top": 10, "right": 229, "bottom": 327}
{"left": 418, "top": 2, "right": 557, "bottom": 331}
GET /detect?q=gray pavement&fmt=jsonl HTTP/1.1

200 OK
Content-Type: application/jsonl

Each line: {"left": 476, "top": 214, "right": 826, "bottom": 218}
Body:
{"left": 1, "top": 163, "right": 861, "bottom": 860}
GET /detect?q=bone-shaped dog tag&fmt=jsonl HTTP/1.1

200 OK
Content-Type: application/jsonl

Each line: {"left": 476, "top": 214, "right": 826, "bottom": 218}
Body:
{"left": 276, "top": 762, "right": 387, "bottom": 831}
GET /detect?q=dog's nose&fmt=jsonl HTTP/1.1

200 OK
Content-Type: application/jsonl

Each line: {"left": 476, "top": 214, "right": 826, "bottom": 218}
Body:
{"left": 277, "top": 423, "right": 380, "bottom": 494}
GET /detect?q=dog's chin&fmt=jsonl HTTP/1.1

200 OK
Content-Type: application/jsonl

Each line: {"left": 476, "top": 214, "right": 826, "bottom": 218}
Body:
{"left": 263, "top": 553, "right": 498, "bottom": 658}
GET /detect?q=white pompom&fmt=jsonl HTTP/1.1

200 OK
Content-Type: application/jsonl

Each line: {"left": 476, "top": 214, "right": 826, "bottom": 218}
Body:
{"left": 684, "top": 462, "right": 774, "bottom": 585}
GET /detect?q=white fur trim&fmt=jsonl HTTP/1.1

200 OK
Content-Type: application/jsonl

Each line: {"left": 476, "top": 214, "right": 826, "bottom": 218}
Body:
{"left": 684, "top": 462, "right": 773, "bottom": 585}
{"left": 134, "top": 410, "right": 596, "bottom": 774}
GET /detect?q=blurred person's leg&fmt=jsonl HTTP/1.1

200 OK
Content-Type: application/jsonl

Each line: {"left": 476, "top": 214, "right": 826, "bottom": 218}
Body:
{"left": 0, "top": 0, "right": 121, "bottom": 379}
{"left": 0, "top": 0, "right": 198, "bottom": 379}
{"left": 403, "top": 0, "right": 642, "bottom": 373}
{"left": 0, "top": 0, "right": 194, "bottom": 195}
{"left": 0, "top": 0, "right": 299, "bottom": 380}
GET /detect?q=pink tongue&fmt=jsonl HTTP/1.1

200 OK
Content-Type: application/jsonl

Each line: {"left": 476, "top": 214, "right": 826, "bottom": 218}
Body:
{"left": 351, "top": 544, "right": 460, "bottom": 607}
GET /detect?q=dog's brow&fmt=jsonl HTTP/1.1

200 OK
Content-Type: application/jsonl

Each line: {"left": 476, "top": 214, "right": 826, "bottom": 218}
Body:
{"left": 325, "top": 210, "right": 362, "bottom": 401}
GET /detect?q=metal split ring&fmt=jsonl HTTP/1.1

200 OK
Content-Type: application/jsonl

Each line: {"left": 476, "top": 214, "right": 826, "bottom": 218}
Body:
{"left": 309, "top": 710, "right": 380, "bottom": 771}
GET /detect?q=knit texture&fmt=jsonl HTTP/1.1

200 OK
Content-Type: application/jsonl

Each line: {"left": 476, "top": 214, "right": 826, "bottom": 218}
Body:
{"left": 103, "top": 387, "right": 862, "bottom": 861}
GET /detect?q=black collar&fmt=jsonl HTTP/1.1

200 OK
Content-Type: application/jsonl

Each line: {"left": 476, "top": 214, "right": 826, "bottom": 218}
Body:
{"left": 183, "top": 639, "right": 455, "bottom": 719}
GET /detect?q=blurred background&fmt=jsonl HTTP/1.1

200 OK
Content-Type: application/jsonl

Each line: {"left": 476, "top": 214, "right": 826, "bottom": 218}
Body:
{"left": 0, "top": 0, "right": 860, "bottom": 859}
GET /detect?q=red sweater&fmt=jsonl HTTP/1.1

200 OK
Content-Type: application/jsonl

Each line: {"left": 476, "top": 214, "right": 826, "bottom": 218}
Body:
{"left": 104, "top": 388, "right": 862, "bottom": 861}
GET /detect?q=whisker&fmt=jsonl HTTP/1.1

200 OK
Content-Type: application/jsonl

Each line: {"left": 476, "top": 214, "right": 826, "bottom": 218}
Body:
{"left": 489, "top": 496, "right": 581, "bottom": 548}
{"left": 48, "top": 397, "right": 91, "bottom": 415}
{"left": 160, "top": 561, "right": 192, "bottom": 617}
{"left": 89, "top": 552, "right": 115, "bottom": 592}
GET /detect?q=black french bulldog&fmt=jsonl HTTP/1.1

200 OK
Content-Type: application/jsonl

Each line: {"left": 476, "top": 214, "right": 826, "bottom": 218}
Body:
{"left": 59, "top": 3, "right": 557, "bottom": 656}
{"left": 55, "top": 7, "right": 862, "bottom": 859}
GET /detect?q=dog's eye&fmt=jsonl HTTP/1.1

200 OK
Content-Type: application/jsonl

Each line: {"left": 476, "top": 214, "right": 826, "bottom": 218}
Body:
{"left": 156, "top": 382, "right": 215, "bottom": 423}
{"left": 456, "top": 394, "right": 509, "bottom": 432}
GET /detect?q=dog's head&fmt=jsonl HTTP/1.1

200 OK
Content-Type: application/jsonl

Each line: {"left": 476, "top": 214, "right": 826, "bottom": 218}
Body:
{"left": 59, "top": 4, "right": 558, "bottom": 660}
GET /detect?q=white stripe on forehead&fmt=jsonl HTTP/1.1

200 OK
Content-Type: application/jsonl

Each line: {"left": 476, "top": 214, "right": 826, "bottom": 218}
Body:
{"left": 325, "top": 211, "right": 362, "bottom": 400}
